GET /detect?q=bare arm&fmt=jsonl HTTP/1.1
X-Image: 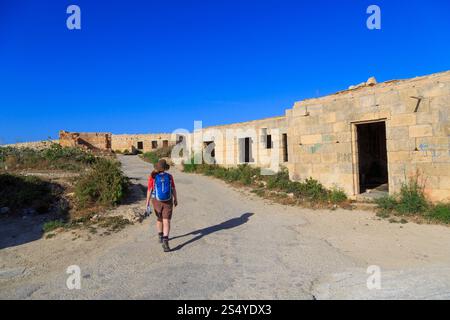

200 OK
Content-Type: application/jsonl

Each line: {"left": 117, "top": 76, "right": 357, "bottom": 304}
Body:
{"left": 146, "top": 176, "right": 153, "bottom": 207}
{"left": 171, "top": 175, "right": 178, "bottom": 206}
{"left": 173, "top": 188, "right": 178, "bottom": 207}
{"left": 146, "top": 188, "right": 152, "bottom": 207}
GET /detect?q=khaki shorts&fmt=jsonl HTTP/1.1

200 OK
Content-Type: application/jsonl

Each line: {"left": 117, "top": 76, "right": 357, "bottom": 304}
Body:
{"left": 152, "top": 198, "right": 173, "bottom": 220}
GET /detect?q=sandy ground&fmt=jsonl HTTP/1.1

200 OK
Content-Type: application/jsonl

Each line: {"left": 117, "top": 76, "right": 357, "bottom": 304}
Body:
{"left": 1, "top": 155, "right": 450, "bottom": 299}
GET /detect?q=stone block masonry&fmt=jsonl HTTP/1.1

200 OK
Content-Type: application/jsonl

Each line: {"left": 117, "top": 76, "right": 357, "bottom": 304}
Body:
{"left": 111, "top": 133, "right": 175, "bottom": 153}
{"left": 59, "top": 131, "right": 112, "bottom": 152}
{"left": 286, "top": 70, "right": 450, "bottom": 202}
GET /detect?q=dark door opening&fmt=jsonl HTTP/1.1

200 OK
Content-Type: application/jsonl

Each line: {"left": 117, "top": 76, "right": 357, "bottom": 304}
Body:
{"left": 282, "top": 133, "right": 288, "bottom": 162}
{"left": 137, "top": 141, "right": 144, "bottom": 150}
{"left": 244, "top": 138, "right": 250, "bottom": 163}
{"left": 239, "top": 137, "right": 253, "bottom": 163}
{"left": 151, "top": 141, "right": 158, "bottom": 149}
{"left": 163, "top": 140, "right": 169, "bottom": 148}
{"left": 357, "top": 122, "right": 389, "bottom": 193}
{"left": 266, "top": 135, "right": 272, "bottom": 149}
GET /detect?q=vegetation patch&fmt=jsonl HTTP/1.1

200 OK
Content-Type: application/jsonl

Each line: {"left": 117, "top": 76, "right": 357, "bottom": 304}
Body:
{"left": 0, "top": 144, "right": 96, "bottom": 172}
{"left": 183, "top": 163, "right": 348, "bottom": 208}
{"left": 74, "top": 158, "right": 129, "bottom": 209}
{"left": 42, "top": 215, "right": 132, "bottom": 237}
{"left": 1, "top": 144, "right": 134, "bottom": 239}
{"left": 141, "top": 146, "right": 174, "bottom": 165}
{"left": 426, "top": 203, "right": 450, "bottom": 224}
{"left": 375, "top": 177, "right": 450, "bottom": 225}
{"left": 43, "top": 220, "right": 65, "bottom": 233}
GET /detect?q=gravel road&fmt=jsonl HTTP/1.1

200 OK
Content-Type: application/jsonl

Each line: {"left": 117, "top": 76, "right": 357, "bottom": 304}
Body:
{"left": 1, "top": 155, "right": 450, "bottom": 299}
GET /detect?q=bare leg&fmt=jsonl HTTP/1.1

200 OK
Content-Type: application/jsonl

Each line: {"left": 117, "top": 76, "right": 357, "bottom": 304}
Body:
{"left": 156, "top": 219, "right": 163, "bottom": 234}
{"left": 163, "top": 219, "right": 171, "bottom": 238}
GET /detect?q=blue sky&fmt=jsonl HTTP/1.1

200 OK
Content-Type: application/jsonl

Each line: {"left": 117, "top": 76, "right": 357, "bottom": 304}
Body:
{"left": 1, "top": 0, "right": 449, "bottom": 144}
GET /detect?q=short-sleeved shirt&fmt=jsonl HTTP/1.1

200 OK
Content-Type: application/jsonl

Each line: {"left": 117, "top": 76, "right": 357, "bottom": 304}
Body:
{"left": 148, "top": 172, "right": 176, "bottom": 198}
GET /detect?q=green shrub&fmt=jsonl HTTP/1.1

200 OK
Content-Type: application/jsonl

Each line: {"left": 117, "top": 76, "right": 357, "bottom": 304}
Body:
{"left": 42, "top": 144, "right": 95, "bottom": 164}
{"left": 74, "top": 159, "right": 128, "bottom": 208}
{"left": 43, "top": 220, "right": 65, "bottom": 233}
{"left": 396, "top": 180, "right": 428, "bottom": 215}
{"left": 142, "top": 151, "right": 160, "bottom": 165}
{"left": 0, "top": 174, "right": 55, "bottom": 212}
{"left": 375, "top": 195, "right": 398, "bottom": 211}
{"left": 427, "top": 203, "right": 450, "bottom": 224}
{"left": 329, "top": 187, "right": 347, "bottom": 204}
{"left": 266, "top": 168, "right": 290, "bottom": 190}
{"left": 302, "top": 178, "right": 329, "bottom": 201}
{"left": 182, "top": 162, "right": 348, "bottom": 205}
{"left": 0, "top": 144, "right": 95, "bottom": 171}
{"left": 374, "top": 176, "right": 450, "bottom": 225}
{"left": 141, "top": 146, "right": 174, "bottom": 165}
{"left": 153, "top": 146, "right": 174, "bottom": 159}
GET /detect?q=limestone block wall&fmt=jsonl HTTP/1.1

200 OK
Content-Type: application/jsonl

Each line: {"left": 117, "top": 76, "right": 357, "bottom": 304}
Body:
{"left": 286, "top": 71, "right": 450, "bottom": 202}
{"left": 111, "top": 133, "right": 175, "bottom": 153}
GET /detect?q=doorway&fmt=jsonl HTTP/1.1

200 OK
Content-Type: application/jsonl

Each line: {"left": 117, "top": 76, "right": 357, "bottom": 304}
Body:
{"left": 282, "top": 133, "right": 288, "bottom": 162}
{"left": 239, "top": 137, "right": 253, "bottom": 163}
{"left": 356, "top": 121, "right": 389, "bottom": 193}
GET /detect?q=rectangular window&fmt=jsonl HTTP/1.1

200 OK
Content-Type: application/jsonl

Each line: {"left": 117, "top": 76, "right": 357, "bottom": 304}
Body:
{"left": 266, "top": 135, "right": 272, "bottom": 149}
{"left": 151, "top": 141, "right": 158, "bottom": 149}
{"left": 137, "top": 141, "right": 144, "bottom": 150}
{"left": 163, "top": 140, "right": 169, "bottom": 148}
{"left": 282, "top": 134, "right": 288, "bottom": 162}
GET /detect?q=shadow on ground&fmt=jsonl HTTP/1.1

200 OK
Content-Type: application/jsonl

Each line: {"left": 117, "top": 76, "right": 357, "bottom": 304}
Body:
{"left": 0, "top": 216, "right": 46, "bottom": 250}
{"left": 170, "top": 212, "right": 254, "bottom": 251}
{"left": 120, "top": 182, "right": 147, "bottom": 205}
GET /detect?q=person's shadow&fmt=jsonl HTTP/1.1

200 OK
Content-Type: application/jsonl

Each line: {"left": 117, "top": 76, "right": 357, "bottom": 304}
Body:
{"left": 170, "top": 212, "right": 254, "bottom": 251}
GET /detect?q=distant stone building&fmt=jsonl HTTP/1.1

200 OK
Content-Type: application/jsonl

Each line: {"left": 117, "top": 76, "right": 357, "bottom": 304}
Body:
{"left": 111, "top": 133, "right": 176, "bottom": 153}
{"left": 59, "top": 131, "right": 112, "bottom": 152}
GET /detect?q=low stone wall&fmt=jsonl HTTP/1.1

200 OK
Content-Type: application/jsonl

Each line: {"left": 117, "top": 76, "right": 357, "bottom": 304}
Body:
{"left": 1, "top": 140, "right": 58, "bottom": 150}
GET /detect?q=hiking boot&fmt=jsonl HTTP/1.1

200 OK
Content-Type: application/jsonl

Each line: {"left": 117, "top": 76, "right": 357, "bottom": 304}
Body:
{"left": 162, "top": 239, "right": 171, "bottom": 252}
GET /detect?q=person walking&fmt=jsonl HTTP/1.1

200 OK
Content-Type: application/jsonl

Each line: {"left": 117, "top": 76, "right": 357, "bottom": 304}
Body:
{"left": 146, "top": 159, "right": 178, "bottom": 252}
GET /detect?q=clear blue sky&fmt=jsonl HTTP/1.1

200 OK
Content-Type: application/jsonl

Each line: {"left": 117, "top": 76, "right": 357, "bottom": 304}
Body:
{"left": 1, "top": 0, "right": 449, "bottom": 144}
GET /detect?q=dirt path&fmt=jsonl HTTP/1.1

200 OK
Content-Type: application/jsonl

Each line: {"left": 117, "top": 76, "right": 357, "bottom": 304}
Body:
{"left": 1, "top": 155, "right": 450, "bottom": 299}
